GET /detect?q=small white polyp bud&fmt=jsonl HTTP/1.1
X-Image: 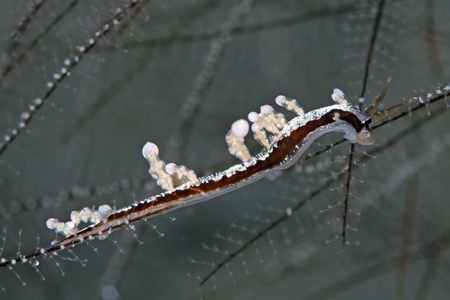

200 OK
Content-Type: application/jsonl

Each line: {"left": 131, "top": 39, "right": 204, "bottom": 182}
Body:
{"left": 231, "top": 119, "right": 249, "bottom": 138}
{"left": 260, "top": 105, "right": 274, "bottom": 116}
{"left": 331, "top": 88, "right": 349, "bottom": 107}
{"left": 286, "top": 207, "right": 293, "bottom": 216}
{"left": 142, "top": 142, "right": 159, "bottom": 158}
{"left": 226, "top": 120, "right": 251, "bottom": 162}
{"left": 164, "top": 163, "right": 198, "bottom": 186}
{"left": 251, "top": 123, "right": 262, "bottom": 132}
{"left": 98, "top": 204, "right": 113, "bottom": 218}
{"left": 165, "top": 163, "right": 177, "bottom": 175}
{"left": 90, "top": 211, "right": 102, "bottom": 224}
{"left": 65, "top": 221, "right": 76, "bottom": 230}
{"left": 79, "top": 208, "right": 92, "bottom": 223}
{"left": 70, "top": 210, "right": 81, "bottom": 225}
{"left": 275, "top": 95, "right": 286, "bottom": 106}
{"left": 141, "top": 141, "right": 179, "bottom": 191}
{"left": 251, "top": 123, "right": 270, "bottom": 148}
{"left": 332, "top": 89, "right": 344, "bottom": 100}
{"left": 46, "top": 218, "right": 57, "bottom": 229}
{"left": 248, "top": 112, "right": 259, "bottom": 123}
{"left": 275, "top": 95, "right": 305, "bottom": 116}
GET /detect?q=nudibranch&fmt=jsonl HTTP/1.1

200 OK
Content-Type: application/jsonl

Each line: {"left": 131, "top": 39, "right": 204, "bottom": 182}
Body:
{"left": 0, "top": 88, "right": 384, "bottom": 268}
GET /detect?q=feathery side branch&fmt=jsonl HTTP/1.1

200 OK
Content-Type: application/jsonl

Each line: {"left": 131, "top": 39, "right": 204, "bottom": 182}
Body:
{"left": 0, "top": 0, "right": 142, "bottom": 157}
